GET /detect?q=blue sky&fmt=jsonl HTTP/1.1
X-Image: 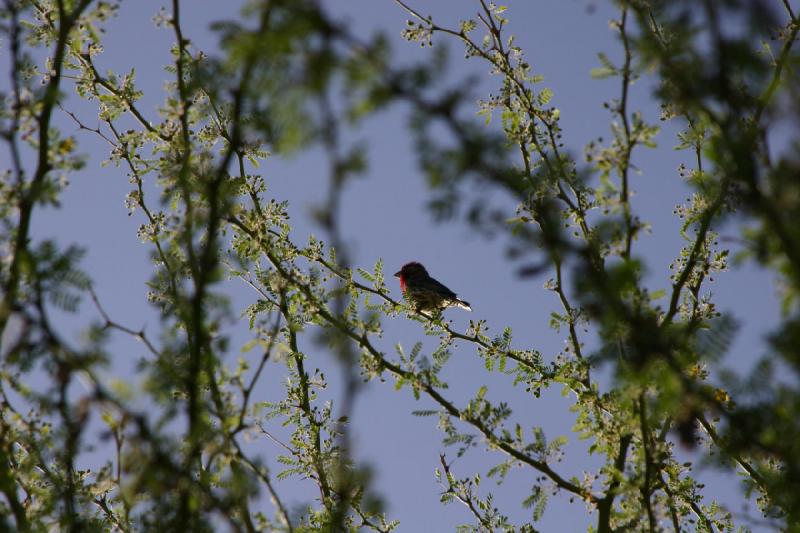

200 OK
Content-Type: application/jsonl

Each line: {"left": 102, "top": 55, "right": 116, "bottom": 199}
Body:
{"left": 24, "top": 0, "right": 787, "bottom": 530}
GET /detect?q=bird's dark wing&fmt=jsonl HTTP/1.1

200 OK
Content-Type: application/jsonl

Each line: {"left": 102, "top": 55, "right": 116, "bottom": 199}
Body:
{"left": 421, "top": 276, "right": 459, "bottom": 299}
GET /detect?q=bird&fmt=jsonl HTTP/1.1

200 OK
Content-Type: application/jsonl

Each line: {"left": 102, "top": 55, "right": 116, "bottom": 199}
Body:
{"left": 393, "top": 262, "right": 471, "bottom": 312}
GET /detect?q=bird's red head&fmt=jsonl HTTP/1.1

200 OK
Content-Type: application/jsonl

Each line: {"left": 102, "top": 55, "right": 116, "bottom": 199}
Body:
{"left": 393, "top": 262, "right": 428, "bottom": 292}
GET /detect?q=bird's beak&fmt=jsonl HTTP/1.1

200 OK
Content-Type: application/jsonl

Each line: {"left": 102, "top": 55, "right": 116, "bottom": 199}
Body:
{"left": 393, "top": 270, "right": 401, "bottom": 278}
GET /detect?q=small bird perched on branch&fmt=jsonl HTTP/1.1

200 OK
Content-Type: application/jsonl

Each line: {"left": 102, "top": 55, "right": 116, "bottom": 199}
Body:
{"left": 394, "top": 262, "right": 472, "bottom": 312}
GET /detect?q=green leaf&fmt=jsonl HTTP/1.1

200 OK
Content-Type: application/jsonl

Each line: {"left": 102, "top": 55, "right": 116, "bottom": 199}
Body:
{"left": 591, "top": 52, "right": 617, "bottom": 79}
{"left": 537, "top": 87, "right": 553, "bottom": 105}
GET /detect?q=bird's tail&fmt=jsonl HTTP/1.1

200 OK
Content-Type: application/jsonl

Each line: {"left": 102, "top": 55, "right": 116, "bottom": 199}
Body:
{"left": 453, "top": 299, "right": 472, "bottom": 312}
